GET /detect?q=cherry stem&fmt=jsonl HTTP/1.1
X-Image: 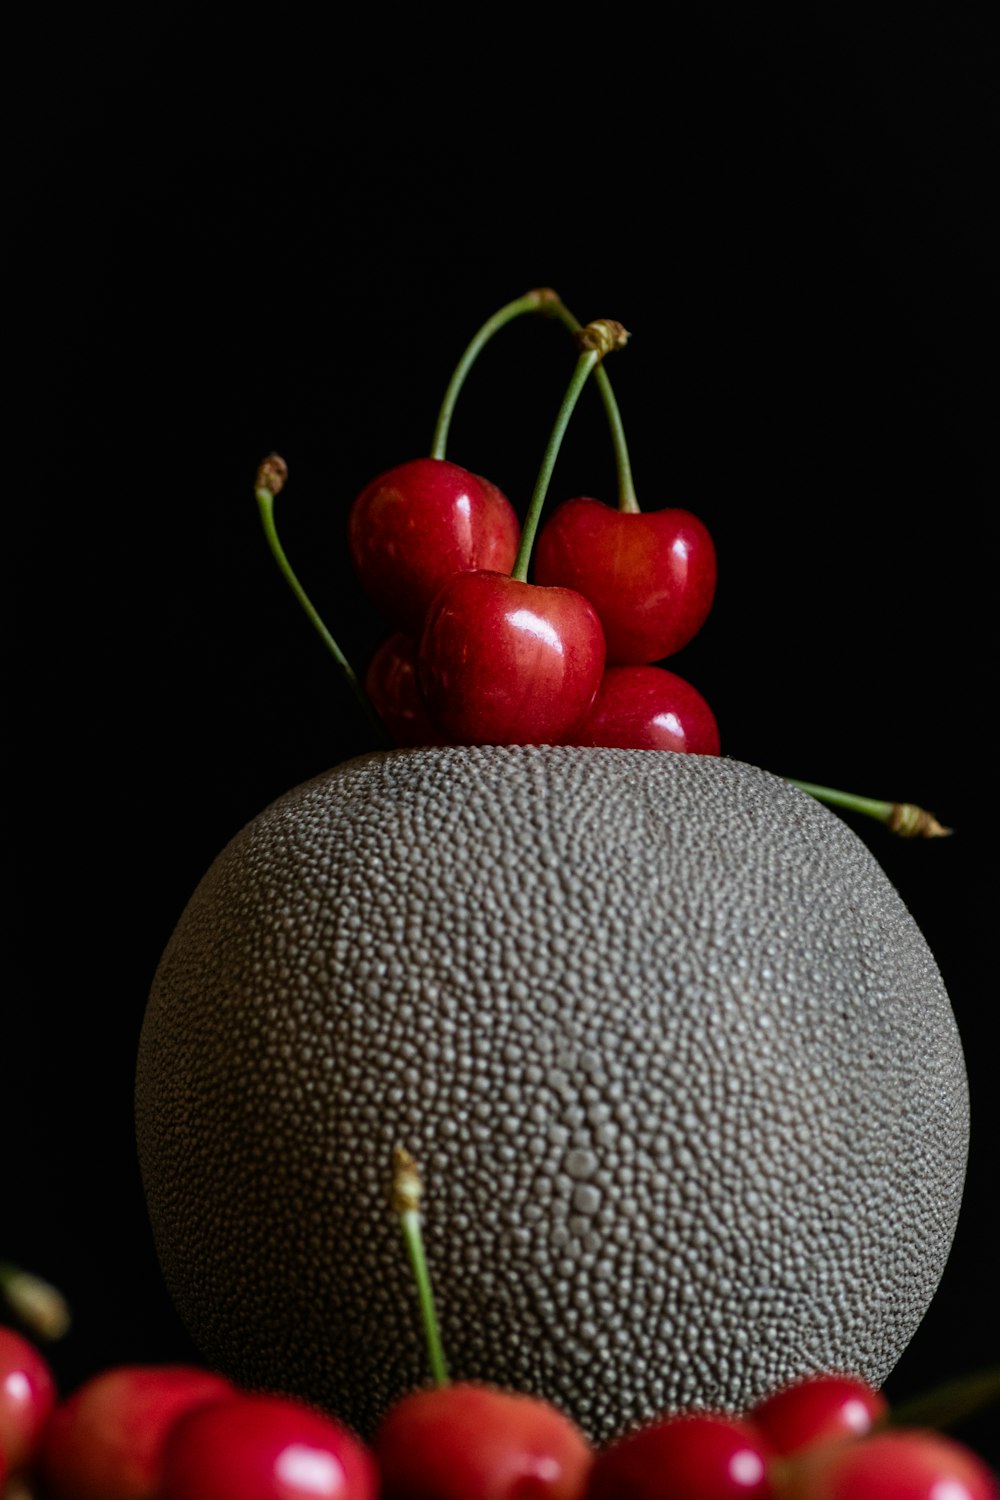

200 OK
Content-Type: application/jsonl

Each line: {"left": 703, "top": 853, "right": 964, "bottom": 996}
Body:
{"left": 884, "top": 1365, "right": 1000, "bottom": 1431}
{"left": 787, "top": 779, "right": 952, "bottom": 837}
{"left": 254, "top": 456, "right": 390, "bottom": 748}
{"left": 545, "top": 300, "right": 640, "bottom": 513}
{"left": 429, "top": 289, "right": 640, "bottom": 513}
{"left": 430, "top": 288, "right": 562, "bottom": 460}
{"left": 511, "top": 320, "right": 630, "bottom": 582}
{"left": 0, "top": 1260, "right": 71, "bottom": 1340}
{"left": 392, "top": 1147, "right": 449, "bottom": 1388}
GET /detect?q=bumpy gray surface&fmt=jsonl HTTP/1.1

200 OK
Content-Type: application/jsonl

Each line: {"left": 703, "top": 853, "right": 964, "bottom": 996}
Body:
{"left": 135, "top": 746, "right": 968, "bottom": 1441}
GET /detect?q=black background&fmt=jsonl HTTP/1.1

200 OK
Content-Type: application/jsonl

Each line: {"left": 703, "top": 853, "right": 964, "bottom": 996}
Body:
{"left": 8, "top": 6, "right": 998, "bottom": 1466}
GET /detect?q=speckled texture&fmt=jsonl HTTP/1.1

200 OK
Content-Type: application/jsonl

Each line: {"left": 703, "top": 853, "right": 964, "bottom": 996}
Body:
{"left": 135, "top": 746, "right": 968, "bottom": 1442}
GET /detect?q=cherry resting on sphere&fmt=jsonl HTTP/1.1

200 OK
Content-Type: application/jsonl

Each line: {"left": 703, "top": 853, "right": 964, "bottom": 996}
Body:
{"left": 348, "top": 457, "right": 520, "bottom": 634}
{"left": 534, "top": 495, "right": 717, "bottom": 664}
{"left": 568, "top": 663, "right": 720, "bottom": 754}
{"left": 418, "top": 569, "right": 606, "bottom": 746}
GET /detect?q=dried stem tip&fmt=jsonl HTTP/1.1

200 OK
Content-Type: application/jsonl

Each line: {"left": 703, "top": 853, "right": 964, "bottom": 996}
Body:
{"left": 0, "top": 1262, "right": 72, "bottom": 1340}
{"left": 392, "top": 1145, "right": 424, "bottom": 1216}
{"left": 575, "top": 319, "right": 630, "bottom": 359}
{"left": 256, "top": 452, "right": 288, "bottom": 497}
{"left": 888, "top": 803, "right": 953, "bottom": 838}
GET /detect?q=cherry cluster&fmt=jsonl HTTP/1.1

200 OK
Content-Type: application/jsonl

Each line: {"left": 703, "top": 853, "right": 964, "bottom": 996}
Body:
{"left": 260, "top": 291, "right": 721, "bottom": 758}
{"left": 3, "top": 1324, "right": 996, "bottom": 1499}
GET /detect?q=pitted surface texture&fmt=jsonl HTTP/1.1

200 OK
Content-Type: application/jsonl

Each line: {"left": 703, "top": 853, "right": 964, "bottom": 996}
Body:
{"left": 135, "top": 747, "right": 968, "bottom": 1441}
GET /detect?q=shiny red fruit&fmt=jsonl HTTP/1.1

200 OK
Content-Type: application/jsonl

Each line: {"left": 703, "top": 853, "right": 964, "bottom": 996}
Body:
{"left": 750, "top": 1373, "right": 887, "bottom": 1456}
{"left": 374, "top": 1380, "right": 594, "bottom": 1500}
{"left": 567, "top": 664, "right": 720, "bottom": 754}
{"left": 586, "top": 1412, "right": 774, "bottom": 1500}
{"left": 348, "top": 457, "right": 521, "bottom": 634}
{"left": 774, "top": 1426, "right": 999, "bottom": 1499}
{"left": 39, "top": 1364, "right": 233, "bottom": 1500}
{"left": 418, "top": 570, "right": 605, "bottom": 746}
{"left": 365, "top": 630, "right": 450, "bottom": 747}
{"left": 533, "top": 496, "right": 717, "bottom": 664}
{"left": 160, "top": 1393, "right": 378, "bottom": 1500}
{"left": 0, "top": 1325, "right": 57, "bottom": 1474}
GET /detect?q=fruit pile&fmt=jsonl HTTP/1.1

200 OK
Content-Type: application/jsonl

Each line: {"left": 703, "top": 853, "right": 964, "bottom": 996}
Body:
{"left": 258, "top": 290, "right": 722, "bottom": 760}
{"left": 2, "top": 1319, "right": 996, "bottom": 1497}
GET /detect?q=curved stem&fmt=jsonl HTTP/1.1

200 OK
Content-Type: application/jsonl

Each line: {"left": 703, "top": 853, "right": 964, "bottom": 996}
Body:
{"left": 392, "top": 1148, "right": 449, "bottom": 1388}
{"left": 511, "top": 320, "right": 630, "bottom": 582}
{"left": 255, "top": 457, "right": 390, "bottom": 748}
{"left": 546, "top": 301, "right": 640, "bottom": 513}
{"left": 787, "top": 779, "right": 952, "bottom": 837}
{"left": 430, "top": 288, "right": 561, "bottom": 460}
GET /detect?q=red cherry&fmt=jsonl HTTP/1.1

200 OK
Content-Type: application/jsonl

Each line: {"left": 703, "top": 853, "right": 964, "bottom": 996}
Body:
{"left": 0, "top": 1325, "right": 56, "bottom": 1474}
{"left": 365, "top": 631, "right": 451, "bottom": 747}
{"left": 348, "top": 457, "right": 521, "bottom": 634}
{"left": 38, "top": 1363, "right": 233, "bottom": 1500}
{"left": 374, "top": 1380, "right": 594, "bottom": 1500}
{"left": 749, "top": 1373, "right": 887, "bottom": 1457}
{"left": 533, "top": 496, "right": 717, "bottom": 664}
{"left": 774, "top": 1426, "right": 999, "bottom": 1499}
{"left": 418, "top": 570, "right": 606, "bottom": 746}
{"left": 586, "top": 1412, "right": 775, "bottom": 1500}
{"left": 567, "top": 664, "right": 720, "bottom": 754}
{"left": 160, "top": 1392, "right": 378, "bottom": 1500}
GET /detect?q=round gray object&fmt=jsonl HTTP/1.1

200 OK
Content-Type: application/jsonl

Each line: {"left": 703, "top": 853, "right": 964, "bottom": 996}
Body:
{"left": 135, "top": 746, "right": 968, "bottom": 1441}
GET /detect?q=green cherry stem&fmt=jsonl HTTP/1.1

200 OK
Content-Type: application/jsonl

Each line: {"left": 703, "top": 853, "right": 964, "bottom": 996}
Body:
{"left": 511, "top": 319, "right": 630, "bottom": 582}
{"left": 884, "top": 1365, "right": 1000, "bottom": 1431}
{"left": 545, "top": 300, "right": 640, "bottom": 513}
{"left": 254, "top": 455, "right": 390, "bottom": 748}
{"left": 392, "top": 1147, "right": 449, "bottom": 1388}
{"left": 787, "top": 779, "right": 952, "bottom": 837}
{"left": 430, "top": 288, "right": 562, "bottom": 460}
{"left": 0, "top": 1260, "right": 71, "bottom": 1340}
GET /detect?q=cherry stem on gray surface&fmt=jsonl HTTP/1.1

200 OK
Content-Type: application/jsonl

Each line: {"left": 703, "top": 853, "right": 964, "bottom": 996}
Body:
{"left": 392, "top": 1147, "right": 449, "bottom": 1388}
{"left": 254, "top": 456, "right": 390, "bottom": 748}
{"left": 511, "top": 320, "right": 630, "bottom": 583}
{"left": 787, "top": 779, "right": 952, "bottom": 837}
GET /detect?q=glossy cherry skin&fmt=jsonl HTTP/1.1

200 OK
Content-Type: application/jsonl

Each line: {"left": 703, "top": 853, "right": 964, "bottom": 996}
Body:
{"left": 586, "top": 1412, "right": 775, "bottom": 1500}
{"left": 533, "top": 496, "right": 717, "bottom": 664}
{"left": 418, "top": 570, "right": 606, "bottom": 746}
{"left": 160, "top": 1393, "right": 378, "bottom": 1500}
{"left": 349, "top": 457, "right": 521, "bottom": 634}
{"left": 0, "top": 1325, "right": 57, "bottom": 1474}
{"left": 38, "top": 1364, "right": 234, "bottom": 1500}
{"left": 567, "top": 664, "right": 720, "bottom": 755}
{"left": 365, "top": 630, "right": 450, "bottom": 747}
{"left": 773, "top": 1427, "right": 999, "bottom": 1500}
{"left": 749, "top": 1373, "right": 887, "bottom": 1456}
{"left": 374, "top": 1380, "right": 594, "bottom": 1500}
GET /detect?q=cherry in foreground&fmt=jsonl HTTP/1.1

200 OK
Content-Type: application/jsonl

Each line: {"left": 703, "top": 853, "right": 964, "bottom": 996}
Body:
{"left": 159, "top": 1392, "right": 378, "bottom": 1500}
{"left": 38, "top": 1363, "right": 234, "bottom": 1500}
{"left": 375, "top": 1380, "right": 593, "bottom": 1500}
{"left": 0, "top": 1324, "right": 56, "bottom": 1477}
{"left": 585, "top": 1411, "right": 774, "bottom": 1499}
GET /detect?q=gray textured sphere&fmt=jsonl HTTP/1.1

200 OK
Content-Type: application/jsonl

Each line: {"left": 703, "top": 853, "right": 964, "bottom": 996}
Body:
{"left": 135, "top": 746, "right": 968, "bottom": 1441}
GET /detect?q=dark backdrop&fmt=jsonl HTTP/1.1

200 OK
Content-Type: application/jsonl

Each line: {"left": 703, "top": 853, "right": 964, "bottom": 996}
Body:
{"left": 8, "top": 7, "right": 997, "bottom": 1463}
